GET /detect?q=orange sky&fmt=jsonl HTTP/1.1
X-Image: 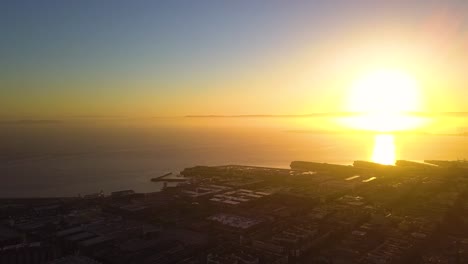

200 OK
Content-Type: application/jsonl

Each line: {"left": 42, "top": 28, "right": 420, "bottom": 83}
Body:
{"left": 1, "top": 1, "right": 468, "bottom": 134}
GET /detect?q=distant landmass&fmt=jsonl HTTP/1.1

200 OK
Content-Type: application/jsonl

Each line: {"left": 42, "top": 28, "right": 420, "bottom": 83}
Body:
{"left": 185, "top": 113, "right": 359, "bottom": 118}
{"left": 186, "top": 112, "right": 468, "bottom": 118}
{"left": 0, "top": 119, "right": 63, "bottom": 125}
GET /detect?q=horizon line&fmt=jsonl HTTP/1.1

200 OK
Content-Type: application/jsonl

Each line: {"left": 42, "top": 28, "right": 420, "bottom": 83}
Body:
{"left": 185, "top": 112, "right": 468, "bottom": 118}
{"left": 1, "top": 111, "right": 468, "bottom": 122}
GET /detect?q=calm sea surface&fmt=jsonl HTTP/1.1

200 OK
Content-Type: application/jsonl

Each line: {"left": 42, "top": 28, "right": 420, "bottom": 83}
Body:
{"left": 1, "top": 118, "right": 466, "bottom": 197}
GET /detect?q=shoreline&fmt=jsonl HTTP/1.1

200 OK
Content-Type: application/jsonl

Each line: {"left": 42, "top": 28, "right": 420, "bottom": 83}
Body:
{"left": 1, "top": 159, "right": 466, "bottom": 199}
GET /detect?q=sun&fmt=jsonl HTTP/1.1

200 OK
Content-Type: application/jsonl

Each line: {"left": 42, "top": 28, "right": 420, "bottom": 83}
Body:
{"left": 348, "top": 69, "right": 420, "bottom": 114}
{"left": 344, "top": 69, "right": 425, "bottom": 132}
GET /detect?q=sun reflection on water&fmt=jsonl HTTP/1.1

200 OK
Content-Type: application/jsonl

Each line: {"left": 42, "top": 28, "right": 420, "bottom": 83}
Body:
{"left": 372, "top": 134, "right": 396, "bottom": 165}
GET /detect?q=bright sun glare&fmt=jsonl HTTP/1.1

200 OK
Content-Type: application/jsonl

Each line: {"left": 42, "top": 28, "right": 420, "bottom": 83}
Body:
{"left": 345, "top": 69, "right": 425, "bottom": 132}
{"left": 372, "top": 134, "right": 396, "bottom": 165}
{"left": 341, "top": 69, "right": 428, "bottom": 165}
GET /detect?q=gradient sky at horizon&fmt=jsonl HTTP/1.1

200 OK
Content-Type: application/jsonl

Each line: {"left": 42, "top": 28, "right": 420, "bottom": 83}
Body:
{"left": 2, "top": 0, "right": 468, "bottom": 118}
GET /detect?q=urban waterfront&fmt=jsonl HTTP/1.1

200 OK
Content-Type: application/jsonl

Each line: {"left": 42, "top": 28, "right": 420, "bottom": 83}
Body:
{"left": 1, "top": 160, "right": 467, "bottom": 263}
{"left": 1, "top": 123, "right": 466, "bottom": 197}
